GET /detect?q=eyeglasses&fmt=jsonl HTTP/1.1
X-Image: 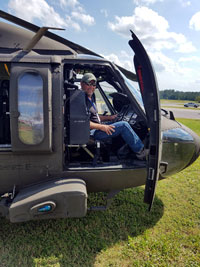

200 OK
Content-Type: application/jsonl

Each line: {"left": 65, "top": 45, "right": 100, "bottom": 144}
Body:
{"left": 84, "top": 81, "right": 96, "bottom": 86}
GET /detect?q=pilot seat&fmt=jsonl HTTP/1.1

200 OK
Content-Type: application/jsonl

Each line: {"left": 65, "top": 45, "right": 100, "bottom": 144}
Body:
{"left": 64, "top": 70, "right": 110, "bottom": 165}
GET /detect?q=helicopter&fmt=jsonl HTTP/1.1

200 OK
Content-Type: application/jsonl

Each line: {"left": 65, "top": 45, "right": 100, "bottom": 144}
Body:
{"left": 0, "top": 10, "right": 199, "bottom": 223}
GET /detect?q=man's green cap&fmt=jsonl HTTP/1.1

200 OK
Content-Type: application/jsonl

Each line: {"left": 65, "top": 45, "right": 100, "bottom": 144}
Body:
{"left": 81, "top": 73, "right": 97, "bottom": 83}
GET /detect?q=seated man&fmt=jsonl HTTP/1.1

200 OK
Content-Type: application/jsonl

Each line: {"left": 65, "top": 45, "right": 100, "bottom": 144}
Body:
{"left": 80, "top": 73, "right": 148, "bottom": 160}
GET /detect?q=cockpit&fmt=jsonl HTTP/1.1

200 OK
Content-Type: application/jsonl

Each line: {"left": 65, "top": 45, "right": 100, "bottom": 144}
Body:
{"left": 63, "top": 61, "right": 149, "bottom": 168}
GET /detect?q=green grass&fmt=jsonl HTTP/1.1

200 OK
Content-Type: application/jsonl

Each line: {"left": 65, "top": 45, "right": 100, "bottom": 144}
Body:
{"left": 177, "top": 118, "right": 200, "bottom": 136}
{"left": 0, "top": 119, "right": 199, "bottom": 267}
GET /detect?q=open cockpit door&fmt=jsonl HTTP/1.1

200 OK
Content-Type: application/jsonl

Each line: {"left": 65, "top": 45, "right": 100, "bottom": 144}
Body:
{"left": 128, "top": 31, "right": 162, "bottom": 210}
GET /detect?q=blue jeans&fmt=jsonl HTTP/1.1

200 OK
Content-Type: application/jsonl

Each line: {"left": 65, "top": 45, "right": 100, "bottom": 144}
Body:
{"left": 93, "top": 121, "right": 144, "bottom": 153}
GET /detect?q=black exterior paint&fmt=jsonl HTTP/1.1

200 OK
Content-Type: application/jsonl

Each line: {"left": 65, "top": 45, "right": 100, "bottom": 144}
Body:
{"left": 128, "top": 31, "right": 161, "bottom": 210}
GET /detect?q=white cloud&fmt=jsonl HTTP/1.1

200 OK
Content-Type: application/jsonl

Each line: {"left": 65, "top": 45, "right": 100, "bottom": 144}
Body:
{"left": 8, "top": 0, "right": 95, "bottom": 31}
{"left": 8, "top": 0, "right": 67, "bottom": 27}
{"left": 71, "top": 11, "right": 95, "bottom": 26}
{"left": 133, "top": 0, "right": 191, "bottom": 7}
{"left": 104, "top": 53, "right": 122, "bottom": 65}
{"left": 108, "top": 6, "right": 196, "bottom": 53}
{"left": 59, "top": 0, "right": 67, "bottom": 8}
{"left": 133, "top": 0, "right": 163, "bottom": 5}
{"left": 104, "top": 49, "right": 192, "bottom": 79}
{"left": 151, "top": 52, "right": 200, "bottom": 91}
{"left": 103, "top": 50, "right": 200, "bottom": 91}
{"left": 195, "top": 79, "right": 200, "bottom": 84}
{"left": 59, "top": 0, "right": 95, "bottom": 26}
{"left": 109, "top": 7, "right": 169, "bottom": 39}
{"left": 60, "top": 0, "right": 79, "bottom": 8}
{"left": 177, "top": 41, "right": 196, "bottom": 53}
{"left": 189, "top": 12, "right": 200, "bottom": 31}
{"left": 104, "top": 51, "right": 133, "bottom": 70}
{"left": 149, "top": 52, "right": 173, "bottom": 72}
{"left": 179, "top": 0, "right": 191, "bottom": 7}
{"left": 64, "top": 15, "right": 81, "bottom": 31}
{"left": 149, "top": 52, "right": 200, "bottom": 84}
{"left": 179, "top": 56, "right": 200, "bottom": 63}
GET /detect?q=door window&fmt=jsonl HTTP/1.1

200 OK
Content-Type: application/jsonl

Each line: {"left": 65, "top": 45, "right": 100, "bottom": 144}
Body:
{"left": 18, "top": 72, "right": 44, "bottom": 145}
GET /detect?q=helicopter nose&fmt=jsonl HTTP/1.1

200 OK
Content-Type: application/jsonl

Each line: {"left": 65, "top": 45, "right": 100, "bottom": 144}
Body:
{"left": 161, "top": 124, "right": 200, "bottom": 177}
{"left": 182, "top": 125, "right": 200, "bottom": 167}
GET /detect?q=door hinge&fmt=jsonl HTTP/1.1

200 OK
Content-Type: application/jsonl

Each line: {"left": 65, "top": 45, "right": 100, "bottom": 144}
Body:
{"left": 148, "top": 167, "right": 155, "bottom": 180}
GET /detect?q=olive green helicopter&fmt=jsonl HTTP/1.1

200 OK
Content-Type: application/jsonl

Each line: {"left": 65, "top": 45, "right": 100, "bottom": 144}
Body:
{"left": 0, "top": 10, "right": 199, "bottom": 223}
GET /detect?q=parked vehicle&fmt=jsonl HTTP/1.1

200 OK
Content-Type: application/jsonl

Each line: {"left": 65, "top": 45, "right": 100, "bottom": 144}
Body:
{"left": 184, "top": 103, "right": 199, "bottom": 108}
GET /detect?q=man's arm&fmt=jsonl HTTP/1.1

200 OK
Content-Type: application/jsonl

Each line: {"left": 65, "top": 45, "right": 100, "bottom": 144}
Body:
{"left": 90, "top": 121, "right": 115, "bottom": 135}
{"left": 99, "top": 114, "right": 117, "bottom": 122}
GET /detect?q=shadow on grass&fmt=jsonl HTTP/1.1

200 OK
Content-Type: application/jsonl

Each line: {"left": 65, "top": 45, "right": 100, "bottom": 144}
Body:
{"left": 0, "top": 187, "right": 164, "bottom": 266}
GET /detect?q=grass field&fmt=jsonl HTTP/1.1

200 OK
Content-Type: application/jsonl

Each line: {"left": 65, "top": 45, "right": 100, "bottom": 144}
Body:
{"left": 0, "top": 119, "right": 199, "bottom": 267}
{"left": 160, "top": 100, "right": 191, "bottom": 104}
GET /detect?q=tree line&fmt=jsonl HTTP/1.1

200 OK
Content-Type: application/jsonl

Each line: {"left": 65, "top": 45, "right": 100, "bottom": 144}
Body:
{"left": 160, "top": 89, "right": 200, "bottom": 102}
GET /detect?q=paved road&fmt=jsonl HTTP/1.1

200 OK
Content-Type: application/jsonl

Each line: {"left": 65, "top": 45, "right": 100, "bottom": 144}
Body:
{"left": 162, "top": 107, "right": 200, "bottom": 119}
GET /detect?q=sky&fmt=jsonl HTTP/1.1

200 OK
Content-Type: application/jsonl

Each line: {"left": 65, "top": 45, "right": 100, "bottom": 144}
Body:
{"left": 1, "top": 0, "right": 200, "bottom": 92}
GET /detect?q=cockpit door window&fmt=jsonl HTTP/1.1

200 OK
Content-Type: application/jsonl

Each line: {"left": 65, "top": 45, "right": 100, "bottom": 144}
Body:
{"left": 18, "top": 72, "right": 44, "bottom": 145}
{"left": 129, "top": 31, "right": 162, "bottom": 210}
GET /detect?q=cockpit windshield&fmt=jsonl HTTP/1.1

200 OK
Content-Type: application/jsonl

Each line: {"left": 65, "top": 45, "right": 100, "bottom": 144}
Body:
{"left": 116, "top": 67, "right": 144, "bottom": 111}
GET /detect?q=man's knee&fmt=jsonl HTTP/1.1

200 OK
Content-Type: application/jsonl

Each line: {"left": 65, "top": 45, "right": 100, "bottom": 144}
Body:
{"left": 120, "top": 121, "right": 131, "bottom": 130}
{"left": 114, "top": 121, "right": 129, "bottom": 128}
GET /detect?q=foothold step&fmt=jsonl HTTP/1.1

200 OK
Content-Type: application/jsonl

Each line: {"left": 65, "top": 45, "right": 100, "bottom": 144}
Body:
{"left": 9, "top": 178, "right": 87, "bottom": 223}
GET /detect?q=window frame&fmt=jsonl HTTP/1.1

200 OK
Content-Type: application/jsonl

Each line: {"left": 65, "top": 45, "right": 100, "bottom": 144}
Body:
{"left": 0, "top": 62, "right": 11, "bottom": 149}
{"left": 10, "top": 63, "right": 52, "bottom": 153}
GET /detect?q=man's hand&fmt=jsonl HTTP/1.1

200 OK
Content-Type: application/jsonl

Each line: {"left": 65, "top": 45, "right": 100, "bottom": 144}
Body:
{"left": 99, "top": 114, "right": 118, "bottom": 122}
{"left": 100, "top": 124, "right": 115, "bottom": 135}
{"left": 90, "top": 121, "right": 115, "bottom": 135}
{"left": 109, "top": 114, "right": 117, "bottom": 121}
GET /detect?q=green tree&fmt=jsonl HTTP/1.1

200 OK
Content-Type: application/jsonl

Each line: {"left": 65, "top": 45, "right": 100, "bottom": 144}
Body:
{"left": 160, "top": 90, "right": 200, "bottom": 101}
{"left": 195, "top": 96, "right": 200, "bottom": 103}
